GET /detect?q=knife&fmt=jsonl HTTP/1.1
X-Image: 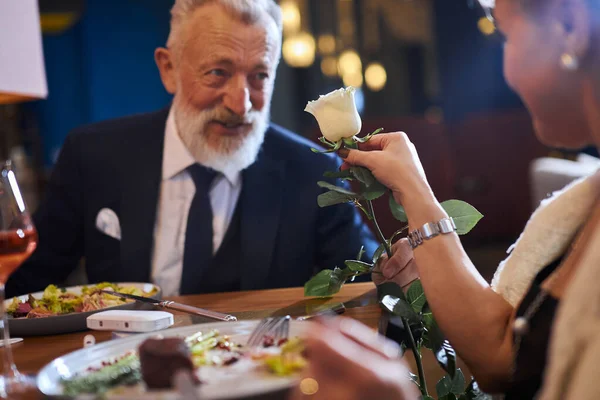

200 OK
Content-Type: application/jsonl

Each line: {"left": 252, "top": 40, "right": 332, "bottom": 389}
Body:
{"left": 101, "top": 290, "right": 237, "bottom": 322}
{"left": 296, "top": 302, "right": 346, "bottom": 321}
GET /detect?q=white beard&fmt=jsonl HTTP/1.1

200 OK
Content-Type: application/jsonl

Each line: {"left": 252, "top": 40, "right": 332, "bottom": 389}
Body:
{"left": 172, "top": 94, "right": 269, "bottom": 177}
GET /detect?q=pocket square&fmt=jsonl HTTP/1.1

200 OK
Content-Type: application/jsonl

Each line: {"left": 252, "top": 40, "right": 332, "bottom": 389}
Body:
{"left": 96, "top": 208, "right": 121, "bottom": 240}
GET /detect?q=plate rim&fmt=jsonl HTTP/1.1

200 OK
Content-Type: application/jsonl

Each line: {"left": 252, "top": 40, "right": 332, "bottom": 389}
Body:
{"left": 36, "top": 319, "right": 308, "bottom": 399}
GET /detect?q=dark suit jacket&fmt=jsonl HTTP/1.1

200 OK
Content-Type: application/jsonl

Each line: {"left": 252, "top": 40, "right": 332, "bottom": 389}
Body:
{"left": 7, "top": 108, "right": 377, "bottom": 297}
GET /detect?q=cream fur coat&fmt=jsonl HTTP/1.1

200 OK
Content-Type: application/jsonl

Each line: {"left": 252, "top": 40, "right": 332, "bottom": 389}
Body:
{"left": 491, "top": 174, "right": 600, "bottom": 399}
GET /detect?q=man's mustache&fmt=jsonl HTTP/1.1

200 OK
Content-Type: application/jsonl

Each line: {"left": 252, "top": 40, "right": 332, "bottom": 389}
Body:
{"left": 206, "top": 108, "right": 257, "bottom": 126}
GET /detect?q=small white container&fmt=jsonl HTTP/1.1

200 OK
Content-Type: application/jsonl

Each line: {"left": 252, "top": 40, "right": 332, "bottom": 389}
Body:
{"left": 86, "top": 310, "right": 174, "bottom": 333}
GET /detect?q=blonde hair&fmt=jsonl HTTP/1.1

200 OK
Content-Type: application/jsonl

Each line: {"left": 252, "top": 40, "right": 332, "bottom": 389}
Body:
{"left": 167, "top": 0, "right": 282, "bottom": 52}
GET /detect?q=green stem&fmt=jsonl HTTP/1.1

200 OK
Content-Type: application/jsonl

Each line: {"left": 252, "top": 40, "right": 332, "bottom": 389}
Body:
{"left": 405, "top": 322, "right": 428, "bottom": 396}
{"left": 366, "top": 200, "right": 392, "bottom": 258}
{"left": 366, "top": 199, "right": 428, "bottom": 396}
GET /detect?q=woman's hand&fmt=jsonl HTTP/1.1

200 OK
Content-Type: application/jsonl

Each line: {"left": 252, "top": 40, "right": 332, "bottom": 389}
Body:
{"left": 372, "top": 238, "right": 419, "bottom": 289}
{"left": 340, "top": 132, "right": 434, "bottom": 206}
{"left": 288, "top": 317, "right": 419, "bottom": 400}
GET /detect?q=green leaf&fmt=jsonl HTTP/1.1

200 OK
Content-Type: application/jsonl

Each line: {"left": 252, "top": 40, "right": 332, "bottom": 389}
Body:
{"left": 310, "top": 139, "right": 342, "bottom": 154}
{"left": 389, "top": 196, "right": 408, "bottom": 222}
{"left": 304, "top": 270, "right": 337, "bottom": 297}
{"left": 317, "top": 181, "right": 359, "bottom": 196}
{"left": 349, "top": 166, "right": 376, "bottom": 187}
{"left": 342, "top": 166, "right": 386, "bottom": 200}
{"left": 318, "top": 136, "right": 336, "bottom": 147}
{"left": 406, "top": 280, "right": 426, "bottom": 313}
{"left": 355, "top": 246, "right": 365, "bottom": 261}
{"left": 344, "top": 260, "right": 373, "bottom": 273}
{"left": 380, "top": 295, "right": 420, "bottom": 323}
{"left": 424, "top": 312, "right": 457, "bottom": 377}
{"left": 317, "top": 191, "right": 355, "bottom": 207}
{"left": 354, "top": 127, "right": 384, "bottom": 143}
{"left": 343, "top": 138, "right": 358, "bottom": 148}
{"left": 329, "top": 267, "right": 350, "bottom": 292}
{"left": 421, "top": 303, "right": 434, "bottom": 332}
{"left": 361, "top": 183, "right": 386, "bottom": 201}
{"left": 436, "top": 375, "right": 452, "bottom": 398}
{"left": 450, "top": 369, "right": 466, "bottom": 394}
{"left": 434, "top": 340, "right": 457, "bottom": 379}
{"left": 304, "top": 268, "right": 353, "bottom": 297}
{"left": 372, "top": 243, "right": 386, "bottom": 265}
{"left": 323, "top": 170, "right": 354, "bottom": 180}
{"left": 437, "top": 371, "right": 464, "bottom": 399}
{"left": 316, "top": 182, "right": 361, "bottom": 207}
{"left": 440, "top": 200, "right": 484, "bottom": 235}
{"left": 440, "top": 394, "right": 457, "bottom": 400}
{"left": 420, "top": 397, "right": 436, "bottom": 400}
{"left": 464, "top": 379, "right": 492, "bottom": 400}
{"left": 377, "top": 281, "right": 407, "bottom": 302}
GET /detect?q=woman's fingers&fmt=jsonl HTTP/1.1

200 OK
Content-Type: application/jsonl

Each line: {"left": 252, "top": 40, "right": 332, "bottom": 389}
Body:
{"left": 397, "top": 259, "right": 419, "bottom": 289}
{"left": 289, "top": 321, "right": 417, "bottom": 400}
{"left": 339, "top": 148, "right": 383, "bottom": 170}
{"left": 381, "top": 239, "right": 413, "bottom": 279}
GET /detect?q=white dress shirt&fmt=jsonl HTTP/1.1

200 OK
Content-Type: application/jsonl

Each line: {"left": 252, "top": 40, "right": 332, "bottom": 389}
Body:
{"left": 151, "top": 110, "right": 242, "bottom": 296}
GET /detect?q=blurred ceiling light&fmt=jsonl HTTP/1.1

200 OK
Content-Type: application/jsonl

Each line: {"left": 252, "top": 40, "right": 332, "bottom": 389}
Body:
{"left": 281, "top": 0, "right": 301, "bottom": 35}
{"left": 365, "top": 62, "right": 387, "bottom": 92}
{"left": 317, "top": 34, "right": 336, "bottom": 55}
{"left": 321, "top": 56, "right": 338, "bottom": 77}
{"left": 40, "top": 13, "right": 80, "bottom": 34}
{"left": 477, "top": 17, "right": 495, "bottom": 36}
{"left": 338, "top": 49, "right": 362, "bottom": 77}
{"left": 342, "top": 70, "right": 363, "bottom": 88}
{"left": 282, "top": 32, "right": 316, "bottom": 68}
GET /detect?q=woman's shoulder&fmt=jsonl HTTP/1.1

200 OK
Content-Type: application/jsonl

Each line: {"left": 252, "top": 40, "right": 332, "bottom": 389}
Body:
{"left": 538, "top": 218, "right": 600, "bottom": 400}
{"left": 491, "top": 174, "right": 598, "bottom": 307}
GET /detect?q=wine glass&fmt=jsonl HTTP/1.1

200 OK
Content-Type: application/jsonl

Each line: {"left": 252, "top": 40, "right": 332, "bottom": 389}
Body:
{"left": 0, "top": 160, "right": 38, "bottom": 397}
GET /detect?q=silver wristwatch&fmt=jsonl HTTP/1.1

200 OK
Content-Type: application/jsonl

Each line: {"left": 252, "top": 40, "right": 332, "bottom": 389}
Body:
{"left": 407, "top": 217, "right": 457, "bottom": 249}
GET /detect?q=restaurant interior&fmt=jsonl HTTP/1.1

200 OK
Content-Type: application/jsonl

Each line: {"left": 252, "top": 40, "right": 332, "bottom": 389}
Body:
{"left": 1, "top": 0, "right": 599, "bottom": 399}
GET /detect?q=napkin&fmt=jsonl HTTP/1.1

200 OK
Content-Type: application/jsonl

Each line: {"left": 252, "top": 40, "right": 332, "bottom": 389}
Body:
{"left": 96, "top": 208, "right": 121, "bottom": 240}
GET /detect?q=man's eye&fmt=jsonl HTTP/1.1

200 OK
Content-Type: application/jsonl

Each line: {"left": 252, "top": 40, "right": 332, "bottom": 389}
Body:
{"left": 208, "top": 69, "right": 227, "bottom": 77}
{"left": 256, "top": 72, "right": 269, "bottom": 81}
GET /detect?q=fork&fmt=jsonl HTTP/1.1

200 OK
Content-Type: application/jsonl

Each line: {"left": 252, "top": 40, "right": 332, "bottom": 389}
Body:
{"left": 246, "top": 316, "right": 291, "bottom": 347}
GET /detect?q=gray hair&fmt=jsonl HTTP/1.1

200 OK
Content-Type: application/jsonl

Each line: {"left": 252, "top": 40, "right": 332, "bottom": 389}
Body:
{"left": 166, "top": 0, "right": 283, "bottom": 51}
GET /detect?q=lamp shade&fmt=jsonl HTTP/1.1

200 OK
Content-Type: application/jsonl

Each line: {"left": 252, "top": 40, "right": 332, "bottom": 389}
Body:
{"left": 0, "top": 0, "right": 48, "bottom": 104}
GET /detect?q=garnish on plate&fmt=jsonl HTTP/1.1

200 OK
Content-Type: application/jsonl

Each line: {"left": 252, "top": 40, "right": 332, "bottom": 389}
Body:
{"left": 6, "top": 282, "right": 158, "bottom": 319}
{"left": 60, "top": 329, "right": 306, "bottom": 396}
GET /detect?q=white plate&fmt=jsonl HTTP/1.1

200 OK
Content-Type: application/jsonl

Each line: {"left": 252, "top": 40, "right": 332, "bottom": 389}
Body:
{"left": 5, "top": 283, "right": 161, "bottom": 336}
{"left": 37, "top": 320, "right": 309, "bottom": 399}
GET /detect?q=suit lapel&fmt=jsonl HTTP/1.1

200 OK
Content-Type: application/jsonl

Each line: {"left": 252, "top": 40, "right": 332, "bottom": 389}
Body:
{"left": 239, "top": 151, "right": 285, "bottom": 290}
{"left": 119, "top": 108, "right": 168, "bottom": 282}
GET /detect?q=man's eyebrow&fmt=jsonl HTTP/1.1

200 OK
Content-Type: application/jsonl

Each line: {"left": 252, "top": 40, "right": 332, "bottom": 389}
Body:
{"left": 198, "top": 56, "right": 236, "bottom": 69}
{"left": 252, "top": 61, "right": 271, "bottom": 70}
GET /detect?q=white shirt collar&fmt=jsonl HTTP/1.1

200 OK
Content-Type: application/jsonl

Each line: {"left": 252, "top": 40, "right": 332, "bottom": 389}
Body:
{"left": 162, "top": 108, "right": 241, "bottom": 186}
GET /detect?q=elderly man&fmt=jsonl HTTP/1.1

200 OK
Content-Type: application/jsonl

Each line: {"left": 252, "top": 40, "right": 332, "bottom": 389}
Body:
{"left": 7, "top": 0, "right": 376, "bottom": 297}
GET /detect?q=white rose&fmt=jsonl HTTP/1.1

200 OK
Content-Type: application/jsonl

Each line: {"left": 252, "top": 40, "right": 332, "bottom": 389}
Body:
{"left": 304, "top": 87, "right": 362, "bottom": 142}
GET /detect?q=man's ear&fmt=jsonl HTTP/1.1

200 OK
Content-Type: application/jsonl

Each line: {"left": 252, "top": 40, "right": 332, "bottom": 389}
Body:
{"left": 155, "top": 47, "right": 177, "bottom": 94}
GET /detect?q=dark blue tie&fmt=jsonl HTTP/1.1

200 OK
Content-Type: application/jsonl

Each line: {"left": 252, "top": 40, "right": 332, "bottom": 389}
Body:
{"left": 180, "top": 164, "right": 218, "bottom": 294}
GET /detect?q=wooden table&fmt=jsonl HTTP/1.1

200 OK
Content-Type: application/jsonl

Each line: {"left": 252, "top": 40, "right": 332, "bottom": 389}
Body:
{"left": 3, "top": 282, "right": 468, "bottom": 399}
